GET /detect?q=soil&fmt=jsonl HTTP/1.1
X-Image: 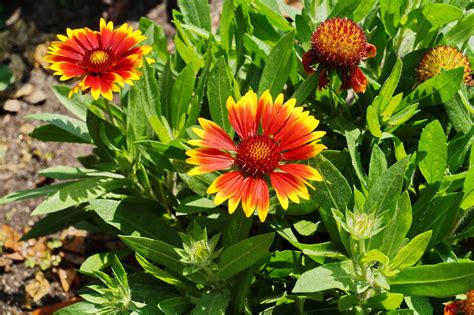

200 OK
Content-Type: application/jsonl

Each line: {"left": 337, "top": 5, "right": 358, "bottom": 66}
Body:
{"left": 0, "top": 0, "right": 180, "bottom": 313}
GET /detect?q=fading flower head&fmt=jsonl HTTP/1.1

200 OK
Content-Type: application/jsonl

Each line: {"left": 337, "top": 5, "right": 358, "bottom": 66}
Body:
{"left": 45, "top": 18, "right": 152, "bottom": 100}
{"left": 186, "top": 90, "right": 326, "bottom": 222}
{"left": 302, "top": 17, "right": 376, "bottom": 93}
{"left": 417, "top": 46, "right": 472, "bottom": 86}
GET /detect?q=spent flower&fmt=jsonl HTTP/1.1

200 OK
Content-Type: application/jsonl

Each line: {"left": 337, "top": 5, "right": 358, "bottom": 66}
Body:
{"left": 302, "top": 17, "right": 376, "bottom": 93}
{"left": 416, "top": 46, "right": 473, "bottom": 86}
{"left": 45, "top": 18, "right": 152, "bottom": 100}
{"left": 186, "top": 90, "right": 326, "bottom": 222}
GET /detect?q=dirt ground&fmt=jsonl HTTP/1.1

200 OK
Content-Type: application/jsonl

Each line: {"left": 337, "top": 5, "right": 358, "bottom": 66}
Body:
{"left": 0, "top": 0, "right": 180, "bottom": 313}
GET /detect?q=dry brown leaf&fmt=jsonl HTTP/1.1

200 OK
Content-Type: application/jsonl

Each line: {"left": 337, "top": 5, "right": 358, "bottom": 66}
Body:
{"left": 6, "top": 252, "right": 24, "bottom": 261}
{"left": 58, "top": 268, "right": 77, "bottom": 293}
{"left": 1, "top": 224, "right": 22, "bottom": 252}
{"left": 25, "top": 271, "right": 51, "bottom": 303}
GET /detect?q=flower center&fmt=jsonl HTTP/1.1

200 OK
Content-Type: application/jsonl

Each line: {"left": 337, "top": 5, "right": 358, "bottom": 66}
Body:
{"left": 312, "top": 18, "right": 367, "bottom": 67}
{"left": 84, "top": 49, "right": 114, "bottom": 73}
{"left": 235, "top": 135, "right": 281, "bottom": 177}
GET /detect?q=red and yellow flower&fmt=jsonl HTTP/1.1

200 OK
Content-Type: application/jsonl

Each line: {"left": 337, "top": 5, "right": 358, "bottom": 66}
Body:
{"left": 417, "top": 46, "right": 473, "bottom": 86}
{"left": 302, "top": 17, "right": 376, "bottom": 93}
{"left": 186, "top": 90, "right": 326, "bottom": 222}
{"left": 45, "top": 18, "right": 152, "bottom": 100}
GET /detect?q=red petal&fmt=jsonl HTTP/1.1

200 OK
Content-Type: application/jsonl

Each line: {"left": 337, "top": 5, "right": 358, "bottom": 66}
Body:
{"left": 242, "top": 177, "right": 269, "bottom": 220}
{"left": 349, "top": 66, "right": 368, "bottom": 93}
{"left": 270, "top": 172, "right": 309, "bottom": 210}
{"left": 189, "top": 118, "right": 236, "bottom": 151}
{"left": 227, "top": 91, "right": 258, "bottom": 139}
{"left": 278, "top": 164, "right": 322, "bottom": 182}
{"left": 366, "top": 43, "right": 377, "bottom": 59}
{"left": 282, "top": 143, "right": 326, "bottom": 161}
{"left": 186, "top": 148, "right": 234, "bottom": 175}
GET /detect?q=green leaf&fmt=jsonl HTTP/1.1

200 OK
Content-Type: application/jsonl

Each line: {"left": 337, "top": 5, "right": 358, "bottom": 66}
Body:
{"left": 129, "top": 59, "right": 161, "bottom": 139}
{"left": 291, "top": 72, "right": 318, "bottom": 106}
{"left": 368, "top": 145, "right": 388, "bottom": 188}
{"left": 447, "top": 129, "right": 473, "bottom": 173}
{"left": 110, "top": 255, "right": 128, "bottom": 288}
{"left": 136, "top": 253, "right": 188, "bottom": 289}
{"left": 160, "top": 59, "right": 173, "bottom": 122}
{"left": 217, "top": 232, "right": 274, "bottom": 280}
{"left": 444, "top": 93, "right": 473, "bottom": 134}
{"left": 158, "top": 297, "right": 192, "bottom": 314}
{"left": 258, "top": 31, "right": 295, "bottom": 97}
{"left": 21, "top": 205, "right": 88, "bottom": 240}
{"left": 410, "top": 192, "right": 463, "bottom": 248}
{"left": 192, "top": 291, "right": 230, "bottom": 315}
{"left": 54, "top": 301, "right": 101, "bottom": 314}
{"left": 0, "top": 182, "right": 72, "bottom": 205}
{"left": 90, "top": 199, "right": 180, "bottom": 246}
{"left": 136, "top": 139, "right": 186, "bottom": 160}
{"left": 372, "top": 58, "right": 403, "bottom": 113}
{"left": 293, "top": 220, "right": 319, "bottom": 237}
{"left": 367, "top": 106, "right": 382, "bottom": 138}
{"left": 29, "top": 124, "right": 90, "bottom": 143}
{"left": 219, "top": 0, "right": 234, "bottom": 53}
{"left": 309, "top": 154, "right": 352, "bottom": 251}
{"left": 120, "top": 235, "right": 183, "bottom": 274}
{"left": 207, "top": 57, "right": 233, "bottom": 134}
{"left": 404, "top": 296, "right": 433, "bottom": 315}
{"left": 31, "top": 178, "right": 129, "bottom": 215}
{"left": 389, "top": 262, "right": 474, "bottom": 298}
{"left": 265, "top": 250, "right": 302, "bottom": 279}
{"left": 366, "top": 158, "right": 409, "bottom": 251}
{"left": 387, "top": 103, "right": 420, "bottom": 127}
{"left": 38, "top": 166, "right": 123, "bottom": 180}
{"left": 389, "top": 231, "right": 432, "bottom": 271}
{"left": 422, "top": 3, "right": 463, "bottom": 31}
{"left": 139, "top": 17, "right": 168, "bottom": 62}
{"left": 27, "top": 113, "right": 92, "bottom": 143}
{"left": 364, "top": 157, "right": 408, "bottom": 216}
{"left": 176, "top": 196, "right": 217, "bottom": 214}
{"left": 404, "top": 67, "right": 464, "bottom": 107}
{"left": 380, "top": 191, "right": 412, "bottom": 259}
{"left": 366, "top": 293, "right": 404, "bottom": 310}
{"left": 80, "top": 248, "right": 131, "bottom": 274}
{"left": 178, "top": 0, "right": 211, "bottom": 31}
{"left": 251, "top": 0, "right": 293, "bottom": 32}
{"left": 418, "top": 120, "right": 447, "bottom": 184}
{"left": 127, "top": 85, "right": 148, "bottom": 139}
{"left": 445, "top": 12, "right": 474, "bottom": 46}
{"left": 175, "top": 37, "right": 205, "bottom": 70}
{"left": 293, "top": 260, "right": 358, "bottom": 293}
{"left": 328, "top": 0, "right": 361, "bottom": 19}
{"left": 171, "top": 63, "right": 196, "bottom": 133}
{"left": 461, "top": 166, "right": 474, "bottom": 211}
{"left": 186, "top": 51, "right": 213, "bottom": 130}
{"left": 52, "top": 85, "right": 90, "bottom": 121}
{"left": 379, "top": 0, "right": 405, "bottom": 37}
{"left": 345, "top": 129, "right": 366, "bottom": 187}
{"left": 222, "top": 210, "right": 252, "bottom": 247}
